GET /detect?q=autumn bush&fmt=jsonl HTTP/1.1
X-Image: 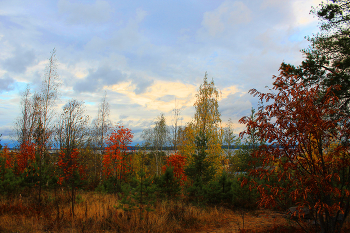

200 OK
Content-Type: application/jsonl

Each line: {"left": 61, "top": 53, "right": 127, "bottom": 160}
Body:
{"left": 240, "top": 63, "right": 350, "bottom": 233}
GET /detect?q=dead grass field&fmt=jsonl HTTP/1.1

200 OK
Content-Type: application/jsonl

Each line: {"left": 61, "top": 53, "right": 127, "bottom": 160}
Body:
{"left": 0, "top": 190, "right": 226, "bottom": 232}
{"left": 0, "top": 191, "right": 349, "bottom": 233}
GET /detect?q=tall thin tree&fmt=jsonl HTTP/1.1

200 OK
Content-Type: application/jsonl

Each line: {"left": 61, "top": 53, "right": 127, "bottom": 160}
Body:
{"left": 172, "top": 98, "right": 181, "bottom": 152}
{"left": 153, "top": 113, "right": 169, "bottom": 176}
{"left": 94, "top": 92, "right": 110, "bottom": 181}
{"left": 39, "top": 48, "right": 60, "bottom": 159}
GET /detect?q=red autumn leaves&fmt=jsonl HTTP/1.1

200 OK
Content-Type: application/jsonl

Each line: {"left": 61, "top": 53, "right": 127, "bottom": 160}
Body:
{"left": 57, "top": 148, "right": 85, "bottom": 185}
{"left": 103, "top": 126, "right": 133, "bottom": 181}
{"left": 5, "top": 125, "right": 189, "bottom": 188}
{"left": 1, "top": 142, "right": 36, "bottom": 173}
{"left": 240, "top": 64, "right": 350, "bottom": 223}
{"left": 17, "top": 142, "right": 36, "bottom": 173}
{"left": 162, "top": 153, "right": 187, "bottom": 185}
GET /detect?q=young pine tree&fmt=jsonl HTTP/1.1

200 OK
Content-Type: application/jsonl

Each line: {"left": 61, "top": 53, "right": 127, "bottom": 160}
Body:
{"left": 185, "top": 131, "right": 215, "bottom": 204}
{"left": 118, "top": 151, "right": 156, "bottom": 221}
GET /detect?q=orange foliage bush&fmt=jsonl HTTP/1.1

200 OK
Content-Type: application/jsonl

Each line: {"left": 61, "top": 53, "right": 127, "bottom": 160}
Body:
{"left": 103, "top": 126, "right": 133, "bottom": 181}
{"left": 1, "top": 146, "right": 13, "bottom": 169}
{"left": 17, "top": 141, "right": 36, "bottom": 174}
{"left": 240, "top": 64, "right": 350, "bottom": 232}
{"left": 57, "top": 149, "right": 85, "bottom": 185}
{"left": 162, "top": 153, "right": 187, "bottom": 185}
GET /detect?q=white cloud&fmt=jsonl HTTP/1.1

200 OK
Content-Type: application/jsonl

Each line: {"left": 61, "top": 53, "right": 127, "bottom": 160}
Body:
{"left": 73, "top": 65, "right": 126, "bottom": 93}
{"left": 106, "top": 80, "right": 197, "bottom": 113}
{"left": 221, "top": 85, "right": 244, "bottom": 99}
{"left": 291, "top": 0, "right": 322, "bottom": 26}
{"left": 84, "top": 8, "right": 148, "bottom": 53}
{"left": 0, "top": 0, "right": 325, "bottom": 145}
{"left": 201, "top": 0, "right": 252, "bottom": 37}
{"left": 2, "top": 47, "right": 36, "bottom": 74}
{"left": 0, "top": 74, "right": 15, "bottom": 92}
{"left": 260, "top": 0, "right": 323, "bottom": 29}
{"left": 58, "top": 0, "right": 113, "bottom": 24}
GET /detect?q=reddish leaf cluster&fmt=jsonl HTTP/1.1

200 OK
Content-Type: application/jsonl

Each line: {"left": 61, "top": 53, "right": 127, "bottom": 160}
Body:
{"left": 57, "top": 149, "right": 85, "bottom": 185}
{"left": 239, "top": 64, "right": 350, "bottom": 228}
{"left": 17, "top": 141, "right": 36, "bottom": 173}
{"left": 103, "top": 126, "right": 133, "bottom": 181}
{"left": 1, "top": 146, "right": 13, "bottom": 169}
{"left": 162, "top": 153, "right": 187, "bottom": 185}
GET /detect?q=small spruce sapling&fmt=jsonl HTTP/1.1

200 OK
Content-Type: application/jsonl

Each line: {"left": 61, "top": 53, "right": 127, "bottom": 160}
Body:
{"left": 157, "top": 166, "right": 181, "bottom": 200}
{"left": 185, "top": 131, "right": 215, "bottom": 204}
{"left": 118, "top": 152, "right": 156, "bottom": 221}
{"left": 205, "top": 171, "right": 233, "bottom": 205}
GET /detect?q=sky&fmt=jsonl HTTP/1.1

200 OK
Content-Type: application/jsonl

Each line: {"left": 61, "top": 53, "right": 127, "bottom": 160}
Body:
{"left": 0, "top": 0, "right": 324, "bottom": 146}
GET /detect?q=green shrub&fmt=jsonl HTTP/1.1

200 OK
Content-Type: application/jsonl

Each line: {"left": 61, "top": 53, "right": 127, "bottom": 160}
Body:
{"left": 205, "top": 171, "right": 233, "bottom": 205}
{"left": 156, "top": 166, "right": 181, "bottom": 200}
{"left": 231, "top": 174, "right": 259, "bottom": 209}
{"left": 0, "top": 165, "right": 23, "bottom": 196}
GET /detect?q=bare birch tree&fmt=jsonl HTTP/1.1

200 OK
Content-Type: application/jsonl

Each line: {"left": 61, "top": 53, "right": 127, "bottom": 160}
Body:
{"left": 92, "top": 93, "right": 111, "bottom": 181}
{"left": 223, "top": 118, "right": 236, "bottom": 157}
{"left": 16, "top": 86, "right": 34, "bottom": 145}
{"left": 58, "top": 100, "right": 89, "bottom": 152}
{"left": 15, "top": 49, "right": 60, "bottom": 151}
{"left": 141, "top": 113, "right": 170, "bottom": 176}
{"left": 15, "top": 86, "right": 43, "bottom": 146}
{"left": 39, "top": 48, "right": 60, "bottom": 157}
{"left": 171, "top": 99, "right": 181, "bottom": 152}
{"left": 94, "top": 92, "right": 110, "bottom": 151}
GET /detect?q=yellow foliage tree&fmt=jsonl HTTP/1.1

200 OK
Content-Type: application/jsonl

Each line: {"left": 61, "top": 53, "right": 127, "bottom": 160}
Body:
{"left": 130, "top": 149, "right": 150, "bottom": 180}
{"left": 179, "top": 73, "right": 223, "bottom": 177}
{"left": 178, "top": 122, "right": 196, "bottom": 158}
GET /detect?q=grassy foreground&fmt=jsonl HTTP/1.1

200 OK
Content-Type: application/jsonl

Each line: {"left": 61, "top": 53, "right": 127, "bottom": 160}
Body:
{"left": 1, "top": 190, "right": 350, "bottom": 233}
{"left": 0, "top": 190, "right": 230, "bottom": 233}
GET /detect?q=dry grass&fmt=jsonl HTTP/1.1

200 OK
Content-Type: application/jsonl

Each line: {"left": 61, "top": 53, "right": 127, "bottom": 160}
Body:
{"left": 194, "top": 209, "right": 295, "bottom": 233}
{"left": 2, "top": 191, "right": 350, "bottom": 233}
{"left": 0, "top": 190, "right": 228, "bottom": 233}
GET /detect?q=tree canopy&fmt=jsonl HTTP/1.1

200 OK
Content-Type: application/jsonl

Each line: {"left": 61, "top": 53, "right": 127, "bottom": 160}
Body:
{"left": 240, "top": 63, "right": 350, "bottom": 233}
{"left": 286, "top": 0, "right": 350, "bottom": 112}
